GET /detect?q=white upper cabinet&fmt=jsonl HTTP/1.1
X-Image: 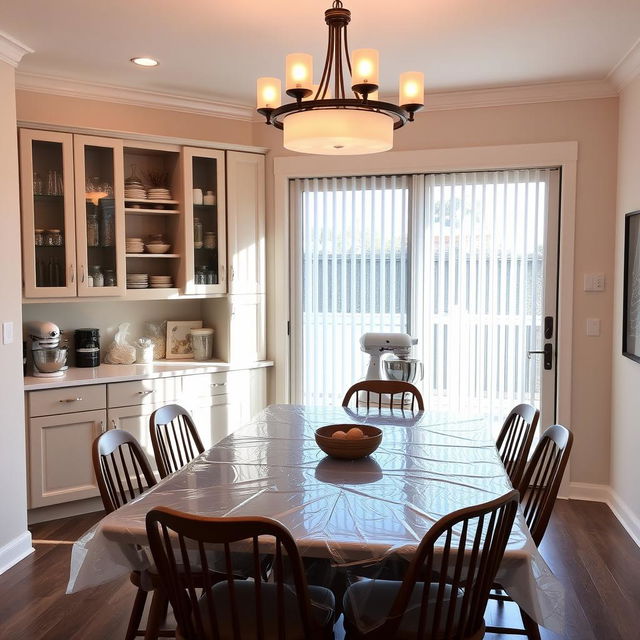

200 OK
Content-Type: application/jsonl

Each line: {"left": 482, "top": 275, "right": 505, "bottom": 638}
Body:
{"left": 226, "top": 151, "right": 266, "bottom": 295}
{"left": 20, "top": 129, "right": 78, "bottom": 298}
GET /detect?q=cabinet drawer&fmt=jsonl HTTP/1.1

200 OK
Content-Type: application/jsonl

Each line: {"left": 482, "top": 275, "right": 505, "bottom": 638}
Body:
{"left": 108, "top": 377, "right": 182, "bottom": 408}
{"left": 29, "top": 384, "right": 106, "bottom": 417}
{"left": 181, "top": 372, "right": 228, "bottom": 400}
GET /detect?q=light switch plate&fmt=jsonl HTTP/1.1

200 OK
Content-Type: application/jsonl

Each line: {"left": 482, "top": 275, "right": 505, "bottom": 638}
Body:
{"left": 586, "top": 318, "right": 601, "bottom": 337}
{"left": 2, "top": 321, "right": 13, "bottom": 344}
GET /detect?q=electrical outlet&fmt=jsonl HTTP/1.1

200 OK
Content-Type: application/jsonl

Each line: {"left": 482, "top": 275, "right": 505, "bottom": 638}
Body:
{"left": 584, "top": 273, "right": 606, "bottom": 292}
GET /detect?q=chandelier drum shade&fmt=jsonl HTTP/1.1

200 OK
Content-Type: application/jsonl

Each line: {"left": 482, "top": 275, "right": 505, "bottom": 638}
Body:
{"left": 256, "top": 1, "right": 424, "bottom": 155}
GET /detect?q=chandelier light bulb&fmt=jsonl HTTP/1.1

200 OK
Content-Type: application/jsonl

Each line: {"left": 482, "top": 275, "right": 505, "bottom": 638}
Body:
{"left": 286, "top": 53, "right": 313, "bottom": 91}
{"left": 399, "top": 71, "right": 425, "bottom": 107}
{"left": 257, "top": 77, "right": 282, "bottom": 109}
{"left": 352, "top": 49, "right": 379, "bottom": 87}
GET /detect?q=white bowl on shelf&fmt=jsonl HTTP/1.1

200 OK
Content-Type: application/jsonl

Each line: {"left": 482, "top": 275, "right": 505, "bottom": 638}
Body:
{"left": 145, "top": 244, "right": 171, "bottom": 254}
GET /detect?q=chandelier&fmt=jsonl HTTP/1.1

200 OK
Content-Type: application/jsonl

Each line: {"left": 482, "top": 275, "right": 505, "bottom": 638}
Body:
{"left": 256, "top": 1, "right": 424, "bottom": 155}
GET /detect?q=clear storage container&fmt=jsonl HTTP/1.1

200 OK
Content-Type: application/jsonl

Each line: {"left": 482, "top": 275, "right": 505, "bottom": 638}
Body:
{"left": 190, "top": 328, "right": 215, "bottom": 361}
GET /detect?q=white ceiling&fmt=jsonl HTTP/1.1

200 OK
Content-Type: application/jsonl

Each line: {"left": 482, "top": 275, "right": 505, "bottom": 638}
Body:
{"left": 3, "top": 0, "right": 640, "bottom": 107}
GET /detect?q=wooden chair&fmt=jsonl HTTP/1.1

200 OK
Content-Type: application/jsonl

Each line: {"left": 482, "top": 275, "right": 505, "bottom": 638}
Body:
{"left": 496, "top": 404, "right": 539, "bottom": 488}
{"left": 342, "top": 490, "right": 520, "bottom": 639}
{"left": 92, "top": 429, "right": 171, "bottom": 640}
{"left": 342, "top": 380, "right": 425, "bottom": 412}
{"left": 146, "top": 507, "right": 336, "bottom": 640}
{"left": 150, "top": 404, "right": 204, "bottom": 478}
{"left": 486, "top": 425, "right": 573, "bottom": 639}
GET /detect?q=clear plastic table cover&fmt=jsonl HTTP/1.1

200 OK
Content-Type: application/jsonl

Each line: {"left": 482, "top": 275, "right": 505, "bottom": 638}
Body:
{"left": 67, "top": 405, "right": 563, "bottom": 634}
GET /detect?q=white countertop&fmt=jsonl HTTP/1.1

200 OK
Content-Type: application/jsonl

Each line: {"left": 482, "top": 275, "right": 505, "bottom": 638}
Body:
{"left": 24, "top": 360, "right": 274, "bottom": 391}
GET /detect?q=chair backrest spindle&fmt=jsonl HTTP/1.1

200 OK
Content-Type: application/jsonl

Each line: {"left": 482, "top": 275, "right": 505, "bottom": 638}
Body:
{"left": 92, "top": 429, "right": 157, "bottom": 514}
{"left": 149, "top": 404, "right": 205, "bottom": 478}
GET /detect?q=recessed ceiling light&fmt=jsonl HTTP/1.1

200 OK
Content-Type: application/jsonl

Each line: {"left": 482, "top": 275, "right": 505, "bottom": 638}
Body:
{"left": 130, "top": 57, "right": 159, "bottom": 67}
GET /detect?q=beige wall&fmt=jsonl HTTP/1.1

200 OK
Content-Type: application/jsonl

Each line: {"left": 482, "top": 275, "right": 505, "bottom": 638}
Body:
{"left": 16, "top": 90, "right": 253, "bottom": 145}
{"left": 0, "top": 62, "right": 30, "bottom": 567}
{"left": 611, "top": 75, "right": 640, "bottom": 523}
{"left": 254, "top": 97, "right": 619, "bottom": 487}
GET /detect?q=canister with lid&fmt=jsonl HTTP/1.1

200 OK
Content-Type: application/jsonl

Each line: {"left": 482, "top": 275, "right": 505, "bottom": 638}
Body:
{"left": 74, "top": 328, "right": 100, "bottom": 367}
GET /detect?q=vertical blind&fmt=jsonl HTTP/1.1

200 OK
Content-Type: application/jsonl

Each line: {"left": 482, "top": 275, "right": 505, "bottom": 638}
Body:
{"left": 412, "top": 169, "right": 552, "bottom": 428}
{"left": 292, "top": 176, "right": 410, "bottom": 405}
{"left": 293, "top": 169, "right": 555, "bottom": 426}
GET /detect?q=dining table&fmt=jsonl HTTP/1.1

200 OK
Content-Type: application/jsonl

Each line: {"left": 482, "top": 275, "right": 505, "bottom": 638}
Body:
{"left": 67, "top": 404, "right": 564, "bottom": 634}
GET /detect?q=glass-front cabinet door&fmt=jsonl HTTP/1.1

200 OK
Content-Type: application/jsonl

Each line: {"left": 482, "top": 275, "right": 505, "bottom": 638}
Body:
{"left": 20, "top": 129, "right": 77, "bottom": 298}
{"left": 183, "top": 147, "right": 227, "bottom": 295}
{"left": 73, "top": 135, "right": 126, "bottom": 297}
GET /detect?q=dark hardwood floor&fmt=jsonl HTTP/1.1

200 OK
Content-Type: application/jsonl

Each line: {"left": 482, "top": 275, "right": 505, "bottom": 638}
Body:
{"left": 0, "top": 500, "right": 638, "bottom": 639}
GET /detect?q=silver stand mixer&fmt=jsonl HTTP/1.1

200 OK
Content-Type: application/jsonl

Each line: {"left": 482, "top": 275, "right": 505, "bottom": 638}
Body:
{"left": 27, "top": 321, "right": 68, "bottom": 378}
{"left": 360, "top": 332, "right": 423, "bottom": 406}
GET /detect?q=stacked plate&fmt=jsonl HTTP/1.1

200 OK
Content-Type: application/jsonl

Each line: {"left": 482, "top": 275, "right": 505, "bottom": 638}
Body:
{"left": 126, "top": 237, "right": 144, "bottom": 254}
{"left": 149, "top": 275, "right": 174, "bottom": 289}
{"left": 126, "top": 273, "right": 149, "bottom": 289}
{"left": 148, "top": 188, "right": 171, "bottom": 200}
{"left": 125, "top": 186, "right": 147, "bottom": 199}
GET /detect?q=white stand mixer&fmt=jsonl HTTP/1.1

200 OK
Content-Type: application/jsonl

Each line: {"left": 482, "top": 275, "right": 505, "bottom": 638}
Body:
{"left": 27, "top": 321, "right": 68, "bottom": 378}
{"left": 360, "top": 332, "right": 422, "bottom": 406}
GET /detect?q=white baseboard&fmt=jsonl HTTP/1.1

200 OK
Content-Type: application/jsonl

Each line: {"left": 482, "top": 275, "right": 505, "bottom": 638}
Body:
{"left": 568, "top": 482, "right": 640, "bottom": 547}
{"left": 0, "top": 531, "right": 34, "bottom": 575}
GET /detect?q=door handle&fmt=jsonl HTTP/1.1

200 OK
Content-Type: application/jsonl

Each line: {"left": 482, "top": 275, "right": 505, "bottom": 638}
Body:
{"left": 527, "top": 343, "right": 553, "bottom": 370}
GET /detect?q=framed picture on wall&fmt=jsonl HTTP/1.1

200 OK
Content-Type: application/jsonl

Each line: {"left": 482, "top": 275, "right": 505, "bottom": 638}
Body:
{"left": 623, "top": 210, "right": 640, "bottom": 362}
{"left": 165, "top": 320, "right": 203, "bottom": 359}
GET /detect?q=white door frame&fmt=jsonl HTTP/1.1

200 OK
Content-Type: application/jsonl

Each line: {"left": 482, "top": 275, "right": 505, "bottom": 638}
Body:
{"left": 273, "top": 142, "right": 577, "bottom": 487}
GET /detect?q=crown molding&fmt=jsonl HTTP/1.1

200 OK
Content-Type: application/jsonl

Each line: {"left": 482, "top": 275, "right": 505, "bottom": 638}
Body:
{"left": 16, "top": 71, "right": 618, "bottom": 124}
{"left": 421, "top": 79, "right": 617, "bottom": 112}
{"left": 608, "top": 36, "right": 640, "bottom": 90}
{"left": 0, "top": 30, "right": 33, "bottom": 67}
{"left": 15, "top": 72, "right": 255, "bottom": 121}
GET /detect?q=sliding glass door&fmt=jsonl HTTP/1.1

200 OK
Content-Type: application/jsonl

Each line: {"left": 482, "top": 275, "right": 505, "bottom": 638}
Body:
{"left": 291, "top": 169, "right": 560, "bottom": 432}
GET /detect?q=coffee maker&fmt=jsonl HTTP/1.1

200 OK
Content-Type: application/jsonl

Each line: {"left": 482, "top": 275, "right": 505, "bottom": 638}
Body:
{"left": 27, "top": 321, "right": 68, "bottom": 377}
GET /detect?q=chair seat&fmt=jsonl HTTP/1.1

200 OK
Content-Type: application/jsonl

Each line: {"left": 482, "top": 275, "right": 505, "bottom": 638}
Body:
{"left": 343, "top": 579, "right": 478, "bottom": 639}
{"left": 187, "top": 581, "right": 335, "bottom": 640}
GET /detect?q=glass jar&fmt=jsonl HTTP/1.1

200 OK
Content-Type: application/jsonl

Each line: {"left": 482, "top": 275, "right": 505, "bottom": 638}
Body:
{"left": 99, "top": 200, "right": 115, "bottom": 247}
{"left": 90, "top": 265, "right": 104, "bottom": 287}
{"left": 191, "top": 328, "right": 214, "bottom": 361}
{"left": 204, "top": 231, "right": 216, "bottom": 249}
{"left": 194, "top": 218, "right": 203, "bottom": 249}
{"left": 103, "top": 269, "right": 116, "bottom": 287}
{"left": 195, "top": 267, "right": 205, "bottom": 285}
{"left": 33, "top": 172, "right": 43, "bottom": 196}
{"left": 46, "top": 229, "right": 63, "bottom": 246}
{"left": 34, "top": 228, "right": 44, "bottom": 247}
{"left": 87, "top": 210, "right": 99, "bottom": 247}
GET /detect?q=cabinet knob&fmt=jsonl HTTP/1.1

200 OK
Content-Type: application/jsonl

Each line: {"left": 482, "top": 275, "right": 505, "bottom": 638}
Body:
{"left": 59, "top": 397, "right": 82, "bottom": 403}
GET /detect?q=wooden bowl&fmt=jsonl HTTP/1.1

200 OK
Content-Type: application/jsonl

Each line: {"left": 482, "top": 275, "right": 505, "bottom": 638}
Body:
{"left": 315, "top": 424, "right": 383, "bottom": 460}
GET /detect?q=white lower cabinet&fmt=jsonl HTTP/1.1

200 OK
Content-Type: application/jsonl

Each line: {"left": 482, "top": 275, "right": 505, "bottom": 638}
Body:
{"left": 26, "top": 366, "right": 270, "bottom": 511}
{"left": 29, "top": 409, "right": 106, "bottom": 508}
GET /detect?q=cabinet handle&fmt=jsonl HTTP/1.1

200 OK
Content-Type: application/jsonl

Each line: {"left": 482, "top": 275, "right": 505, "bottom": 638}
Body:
{"left": 59, "top": 397, "right": 82, "bottom": 403}
{"left": 137, "top": 390, "right": 154, "bottom": 395}
{"left": 211, "top": 382, "right": 227, "bottom": 388}
{"left": 230, "top": 266, "right": 235, "bottom": 281}
{"left": 110, "top": 419, "right": 117, "bottom": 429}
{"left": 70, "top": 264, "right": 74, "bottom": 283}
{"left": 220, "top": 265, "right": 225, "bottom": 282}
{"left": 80, "top": 265, "right": 85, "bottom": 283}
{"left": 100, "top": 421, "right": 106, "bottom": 433}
